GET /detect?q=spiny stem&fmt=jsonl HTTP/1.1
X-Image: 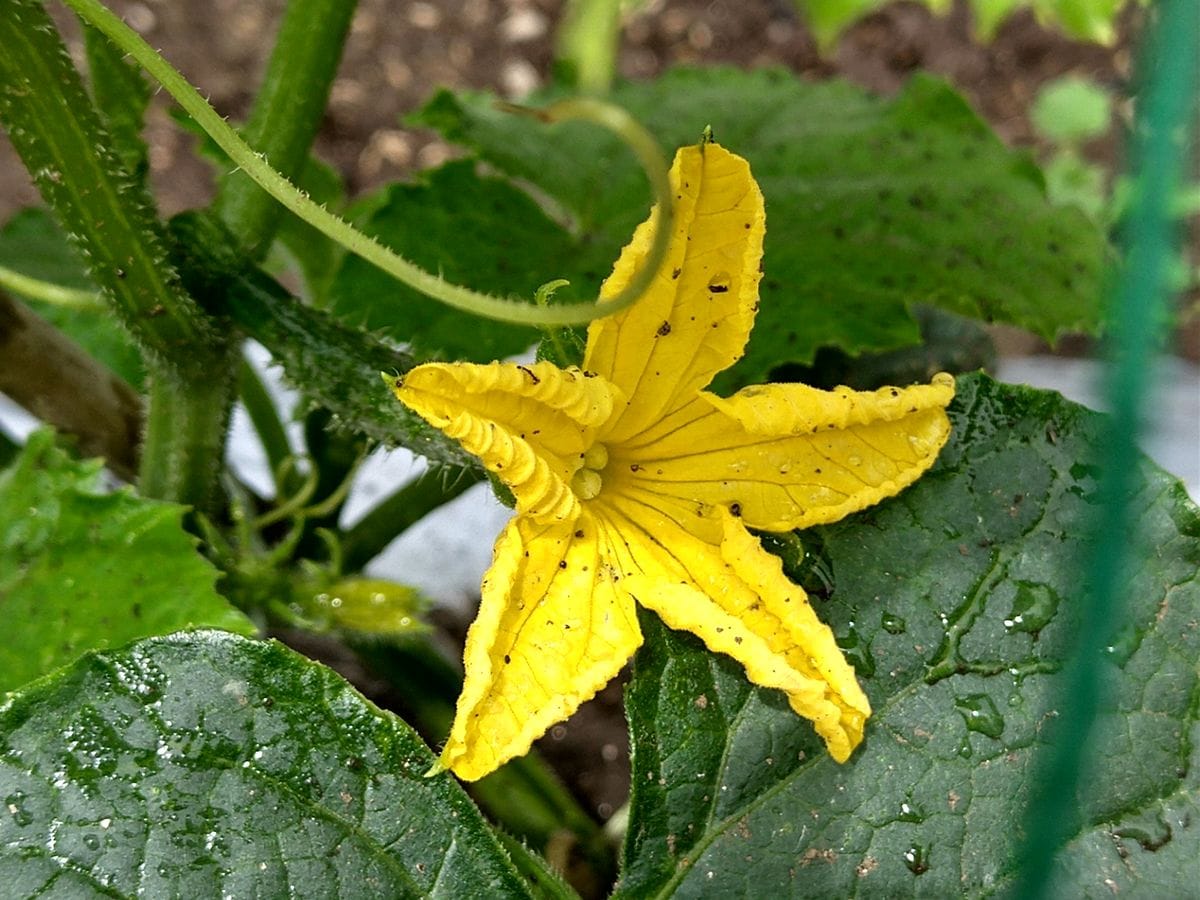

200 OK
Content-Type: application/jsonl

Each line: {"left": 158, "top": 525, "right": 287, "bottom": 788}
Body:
{"left": 63, "top": 0, "right": 673, "bottom": 327}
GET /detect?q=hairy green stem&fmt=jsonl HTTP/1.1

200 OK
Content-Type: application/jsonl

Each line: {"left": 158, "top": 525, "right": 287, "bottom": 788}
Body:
{"left": 139, "top": 364, "right": 238, "bottom": 510}
{"left": 1013, "top": 0, "right": 1199, "bottom": 894}
{"left": 0, "top": 0, "right": 235, "bottom": 508}
{"left": 59, "top": 0, "right": 673, "bottom": 327}
{"left": 341, "top": 469, "right": 484, "bottom": 572}
{"left": 557, "top": 0, "right": 622, "bottom": 95}
{"left": 0, "top": 0, "right": 218, "bottom": 363}
{"left": 215, "top": 0, "right": 358, "bottom": 255}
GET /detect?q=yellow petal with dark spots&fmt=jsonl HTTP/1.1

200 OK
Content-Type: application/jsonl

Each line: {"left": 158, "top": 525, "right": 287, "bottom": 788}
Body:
{"left": 613, "top": 376, "right": 954, "bottom": 531}
{"left": 393, "top": 361, "right": 621, "bottom": 523}
{"left": 598, "top": 498, "right": 870, "bottom": 762}
{"left": 584, "top": 143, "right": 765, "bottom": 444}
{"left": 440, "top": 511, "right": 642, "bottom": 780}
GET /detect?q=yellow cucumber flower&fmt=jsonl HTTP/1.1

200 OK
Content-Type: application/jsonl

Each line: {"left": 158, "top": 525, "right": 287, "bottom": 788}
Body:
{"left": 388, "top": 142, "right": 955, "bottom": 781}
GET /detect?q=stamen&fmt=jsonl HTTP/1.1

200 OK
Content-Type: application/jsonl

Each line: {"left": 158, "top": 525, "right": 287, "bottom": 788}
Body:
{"left": 572, "top": 469, "right": 603, "bottom": 500}
{"left": 583, "top": 443, "right": 609, "bottom": 470}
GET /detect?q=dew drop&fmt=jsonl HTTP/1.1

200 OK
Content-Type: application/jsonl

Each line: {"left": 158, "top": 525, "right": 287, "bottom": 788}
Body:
{"left": 898, "top": 796, "right": 926, "bottom": 823}
{"left": 5, "top": 791, "right": 32, "bottom": 827}
{"left": 881, "top": 612, "right": 907, "bottom": 635}
{"left": 83, "top": 833, "right": 100, "bottom": 851}
{"left": 836, "top": 622, "right": 876, "bottom": 677}
{"left": 954, "top": 693, "right": 1004, "bottom": 739}
{"left": 1003, "top": 583, "right": 1060, "bottom": 635}
{"left": 903, "top": 844, "right": 930, "bottom": 875}
{"left": 1105, "top": 622, "right": 1142, "bottom": 667}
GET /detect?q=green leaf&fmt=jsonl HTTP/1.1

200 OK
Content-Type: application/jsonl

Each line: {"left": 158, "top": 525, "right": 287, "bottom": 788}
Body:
{"left": 0, "top": 431, "right": 253, "bottom": 693}
{"left": 328, "top": 160, "right": 588, "bottom": 362}
{"left": 414, "top": 68, "right": 1110, "bottom": 385}
{"left": 619, "top": 373, "right": 1200, "bottom": 896}
{"left": 82, "top": 23, "right": 152, "bottom": 183}
{"left": 0, "top": 631, "right": 547, "bottom": 898}
{"left": 0, "top": 209, "right": 143, "bottom": 386}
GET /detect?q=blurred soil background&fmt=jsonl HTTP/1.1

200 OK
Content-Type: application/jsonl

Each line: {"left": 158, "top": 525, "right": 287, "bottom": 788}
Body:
{"left": 1, "top": 0, "right": 1195, "bottom": 840}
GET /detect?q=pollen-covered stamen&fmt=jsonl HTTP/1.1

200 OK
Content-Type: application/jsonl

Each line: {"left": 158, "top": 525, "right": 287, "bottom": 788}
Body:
{"left": 571, "top": 443, "right": 609, "bottom": 500}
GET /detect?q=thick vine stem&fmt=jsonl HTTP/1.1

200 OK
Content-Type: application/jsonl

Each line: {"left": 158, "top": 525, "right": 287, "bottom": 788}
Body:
{"left": 0, "top": 0, "right": 236, "bottom": 510}
{"left": 215, "top": 0, "right": 359, "bottom": 255}
{"left": 60, "top": 0, "right": 673, "bottom": 327}
{"left": 0, "top": 0, "right": 220, "bottom": 366}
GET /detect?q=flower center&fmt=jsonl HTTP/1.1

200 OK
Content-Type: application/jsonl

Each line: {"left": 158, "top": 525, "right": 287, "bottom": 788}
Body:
{"left": 571, "top": 443, "right": 609, "bottom": 501}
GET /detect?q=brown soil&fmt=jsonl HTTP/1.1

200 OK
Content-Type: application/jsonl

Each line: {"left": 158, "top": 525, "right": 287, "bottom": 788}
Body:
{"left": 1, "top": 0, "right": 1175, "bottom": 849}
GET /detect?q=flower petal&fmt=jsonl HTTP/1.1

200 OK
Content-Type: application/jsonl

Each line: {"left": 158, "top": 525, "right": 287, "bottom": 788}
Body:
{"left": 612, "top": 375, "right": 955, "bottom": 532}
{"left": 584, "top": 143, "right": 765, "bottom": 444}
{"left": 439, "top": 510, "right": 641, "bottom": 781}
{"left": 599, "top": 496, "right": 870, "bottom": 762}
{"left": 393, "top": 361, "right": 620, "bottom": 522}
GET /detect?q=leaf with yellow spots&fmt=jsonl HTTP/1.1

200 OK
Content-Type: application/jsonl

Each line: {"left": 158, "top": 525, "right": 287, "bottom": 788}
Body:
{"left": 389, "top": 141, "right": 955, "bottom": 781}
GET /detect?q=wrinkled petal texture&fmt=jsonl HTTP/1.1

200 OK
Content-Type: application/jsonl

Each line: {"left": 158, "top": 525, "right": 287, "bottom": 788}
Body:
{"left": 585, "top": 143, "right": 764, "bottom": 444}
{"left": 389, "top": 141, "right": 959, "bottom": 781}
{"left": 595, "top": 498, "right": 869, "bottom": 762}
{"left": 394, "top": 361, "right": 620, "bottom": 522}
{"left": 613, "top": 375, "right": 955, "bottom": 532}
{"left": 440, "top": 511, "right": 642, "bottom": 780}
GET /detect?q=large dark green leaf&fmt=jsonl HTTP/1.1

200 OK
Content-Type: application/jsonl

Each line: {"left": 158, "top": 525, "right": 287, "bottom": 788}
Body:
{"left": 0, "top": 209, "right": 143, "bottom": 386}
{"left": 414, "top": 69, "right": 1109, "bottom": 386}
{"left": 619, "top": 374, "right": 1199, "bottom": 897}
{"left": 327, "top": 159, "right": 586, "bottom": 362}
{"left": 0, "top": 430, "right": 252, "bottom": 693}
{"left": 0, "top": 631, "right": 547, "bottom": 898}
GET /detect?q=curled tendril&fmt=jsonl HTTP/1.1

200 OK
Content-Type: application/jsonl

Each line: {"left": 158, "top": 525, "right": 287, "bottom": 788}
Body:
{"left": 0, "top": 265, "right": 102, "bottom": 309}
{"left": 252, "top": 453, "right": 361, "bottom": 531}
{"left": 63, "top": 0, "right": 673, "bottom": 327}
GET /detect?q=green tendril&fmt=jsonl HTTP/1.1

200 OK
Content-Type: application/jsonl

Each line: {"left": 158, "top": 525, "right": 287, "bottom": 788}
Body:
{"left": 62, "top": 0, "right": 673, "bottom": 327}
{"left": 0, "top": 265, "right": 102, "bottom": 309}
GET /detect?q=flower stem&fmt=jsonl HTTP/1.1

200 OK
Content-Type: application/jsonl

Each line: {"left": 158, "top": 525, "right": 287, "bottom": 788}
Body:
{"left": 59, "top": 0, "right": 673, "bottom": 327}
{"left": 237, "top": 357, "right": 295, "bottom": 495}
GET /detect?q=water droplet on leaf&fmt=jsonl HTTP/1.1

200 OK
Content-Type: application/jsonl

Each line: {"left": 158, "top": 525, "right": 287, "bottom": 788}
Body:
{"left": 903, "top": 844, "right": 930, "bottom": 875}
{"left": 1004, "top": 583, "right": 1060, "bottom": 634}
{"left": 954, "top": 693, "right": 1004, "bottom": 739}
{"left": 5, "top": 791, "right": 32, "bottom": 827}
{"left": 881, "top": 612, "right": 907, "bottom": 635}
